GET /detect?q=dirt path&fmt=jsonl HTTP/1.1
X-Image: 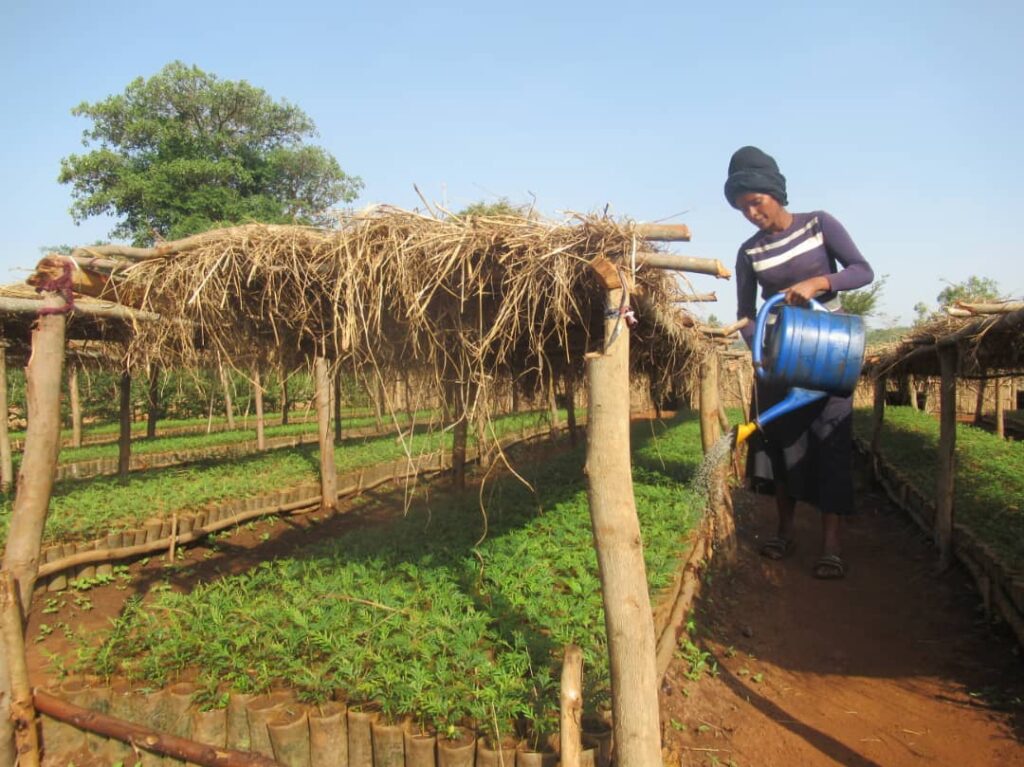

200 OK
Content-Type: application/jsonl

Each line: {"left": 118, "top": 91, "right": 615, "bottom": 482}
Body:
{"left": 660, "top": 478, "right": 1024, "bottom": 766}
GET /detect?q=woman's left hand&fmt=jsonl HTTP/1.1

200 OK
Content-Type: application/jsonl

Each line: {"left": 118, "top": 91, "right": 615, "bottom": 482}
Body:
{"left": 784, "top": 276, "right": 831, "bottom": 305}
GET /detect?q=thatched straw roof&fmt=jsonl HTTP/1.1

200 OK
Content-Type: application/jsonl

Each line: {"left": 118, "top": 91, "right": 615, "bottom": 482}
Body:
{"left": 27, "top": 209, "right": 720, "bottom": 410}
{"left": 864, "top": 300, "right": 1024, "bottom": 378}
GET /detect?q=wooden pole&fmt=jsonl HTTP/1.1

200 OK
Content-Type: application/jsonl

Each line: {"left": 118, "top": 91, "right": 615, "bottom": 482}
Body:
{"left": 936, "top": 345, "right": 958, "bottom": 571}
{"left": 118, "top": 370, "right": 131, "bottom": 480}
{"left": 585, "top": 284, "right": 661, "bottom": 767}
{"left": 32, "top": 689, "right": 279, "bottom": 767}
{"left": 280, "top": 368, "right": 290, "bottom": 426}
{"left": 68, "top": 363, "right": 83, "bottom": 448}
{"left": 451, "top": 384, "right": 468, "bottom": 491}
{"left": 0, "top": 571, "right": 40, "bottom": 767}
{"left": 995, "top": 377, "right": 1005, "bottom": 439}
{"left": 559, "top": 645, "right": 583, "bottom": 767}
{"left": 220, "top": 365, "right": 236, "bottom": 430}
{"left": 146, "top": 364, "right": 160, "bottom": 439}
{"left": 333, "top": 369, "right": 343, "bottom": 445}
{"left": 0, "top": 344, "right": 13, "bottom": 495}
{"left": 547, "top": 369, "right": 560, "bottom": 440}
{"left": 699, "top": 352, "right": 736, "bottom": 562}
{"left": 253, "top": 368, "right": 266, "bottom": 451}
{"left": 974, "top": 375, "right": 986, "bottom": 426}
{"left": 1, "top": 289, "right": 65, "bottom": 658}
{"left": 565, "top": 368, "right": 578, "bottom": 448}
{"left": 314, "top": 357, "right": 337, "bottom": 513}
{"left": 907, "top": 374, "right": 919, "bottom": 411}
{"left": 870, "top": 374, "right": 887, "bottom": 460}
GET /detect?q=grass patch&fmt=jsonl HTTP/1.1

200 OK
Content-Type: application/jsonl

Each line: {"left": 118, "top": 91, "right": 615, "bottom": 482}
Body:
{"left": 853, "top": 406, "right": 1024, "bottom": 565}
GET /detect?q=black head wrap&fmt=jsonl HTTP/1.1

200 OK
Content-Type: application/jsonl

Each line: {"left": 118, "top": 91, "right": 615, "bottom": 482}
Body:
{"left": 723, "top": 146, "right": 788, "bottom": 208}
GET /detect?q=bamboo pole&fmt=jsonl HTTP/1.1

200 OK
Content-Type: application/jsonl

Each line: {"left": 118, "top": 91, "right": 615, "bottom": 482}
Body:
{"left": 146, "top": 364, "right": 160, "bottom": 439}
{"left": 314, "top": 357, "right": 337, "bottom": 513}
{"left": 68, "top": 363, "right": 82, "bottom": 448}
{"left": 0, "top": 344, "right": 12, "bottom": 494}
{"left": 118, "top": 370, "right": 132, "bottom": 480}
{"left": 32, "top": 689, "right": 280, "bottom": 767}
{"left": 585, "top": 283, "right": 661, "bottom": 767}
{"left": 559, "top": 645, "right": 583, "bottom": 767}
{"left": 220, "top": 365, "right": 236, "bottom": 431}
{"left": 936, "top": 345, "right": 958, "bottom": 571}
{"left": 1, "top": 571, "right": 40, "bottom": 767}
{"left": 254, "top": 368, "right": 266, "bottom": 451}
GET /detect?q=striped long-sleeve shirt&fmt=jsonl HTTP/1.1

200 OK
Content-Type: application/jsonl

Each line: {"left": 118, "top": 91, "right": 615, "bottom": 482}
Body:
{"left": 735, "top": 210, "right": 874, "bottom": 345}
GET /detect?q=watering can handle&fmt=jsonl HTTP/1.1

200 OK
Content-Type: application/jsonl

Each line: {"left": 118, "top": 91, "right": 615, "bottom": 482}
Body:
{"left": 752, "top": 293, "right": 828, "bottom": 380}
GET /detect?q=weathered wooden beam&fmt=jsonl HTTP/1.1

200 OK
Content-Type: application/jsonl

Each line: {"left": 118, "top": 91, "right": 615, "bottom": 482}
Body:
{"left": 634, "top": 223, "right": 691, "bottom": 242}
{"left": 674, "top": 292, "right": 717, "bottom": 303}
{"left": 0, "top": 296, "right": 159, "bottom": 322}
{"left": 636, "top": 252, "right": 731, "bottom": 279}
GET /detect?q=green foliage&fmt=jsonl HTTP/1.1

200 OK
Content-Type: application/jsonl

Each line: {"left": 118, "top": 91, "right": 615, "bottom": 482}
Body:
{"left": 840, "top": 274, "right": 888, "bottom": 317}
{"left": 853, "top": 407, "right": 1024, "bottom": 565}
{"left": 72, "top": 414, "right": 708, "bottom": 741}
{"left": 58, "top": 61, "right": 363, "bottom": 245}
{"left": 458, "top": 198, "right": 531, "bottom": 218}
{"left": 936, "top": 275, "right": 1003, "bottom": 306}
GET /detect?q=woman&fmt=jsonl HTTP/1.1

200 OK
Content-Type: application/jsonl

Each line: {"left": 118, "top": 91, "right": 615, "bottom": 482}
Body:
{"left": 725, "top": 145, "right": 873, "bottom": 579}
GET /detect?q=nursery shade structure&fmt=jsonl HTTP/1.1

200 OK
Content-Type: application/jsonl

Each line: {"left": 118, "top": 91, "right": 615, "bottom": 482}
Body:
{"left": 16, "top": 209, "right": 728, "bottom": 767}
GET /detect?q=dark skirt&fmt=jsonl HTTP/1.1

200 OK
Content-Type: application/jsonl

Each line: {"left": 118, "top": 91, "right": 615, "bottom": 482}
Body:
{"left": 746, "top": 377, "right": 856, "bottom": 516}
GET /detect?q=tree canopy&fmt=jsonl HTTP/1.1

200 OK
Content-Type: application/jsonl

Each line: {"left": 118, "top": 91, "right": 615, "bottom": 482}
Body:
{"left": 59, "top": 62, "right": 363, "bottom": 245}
{"left": 840, "top": 273, "right": 888, "bottom": 318}
{"left": 936, "top": 275, "right": 1003, "bottom": 306}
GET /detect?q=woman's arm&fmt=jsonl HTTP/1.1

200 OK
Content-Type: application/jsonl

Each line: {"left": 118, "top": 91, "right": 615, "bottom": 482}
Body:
{"left": 784, "top": 212, "right": 873, "bottom": 304}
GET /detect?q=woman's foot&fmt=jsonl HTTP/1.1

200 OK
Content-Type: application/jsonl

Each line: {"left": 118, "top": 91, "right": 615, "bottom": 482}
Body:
{"left": 813, "top": 553, "right": 846, "bottom": 579}
{"left": 759, "top": 537, "right": 796, "bottom": 560}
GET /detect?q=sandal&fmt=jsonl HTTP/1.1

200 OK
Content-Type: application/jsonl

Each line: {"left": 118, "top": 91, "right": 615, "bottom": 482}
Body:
{"left": 813, "top": 554, "right": 846, "bottom": 580}
{"left": 759, "top": 537, "right": 795, "bottom": 560}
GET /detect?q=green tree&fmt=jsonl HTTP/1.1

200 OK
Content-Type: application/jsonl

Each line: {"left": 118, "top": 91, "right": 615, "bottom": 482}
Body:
{"left": 840, "top": 274, "right": 888, "bottom": 317}
{"left": 936, "top": 275, "right": 1003, "bottom": 306}
{"left": 458, "top": 197, "right": 532, "bottom": 218}
{"left": 59, "top": 61, "right": 362, "bottom": 245}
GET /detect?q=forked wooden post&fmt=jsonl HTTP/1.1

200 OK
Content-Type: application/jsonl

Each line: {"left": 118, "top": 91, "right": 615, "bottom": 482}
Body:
{"left": 0, "top": 571, "right": 40, "bottom": 767}
{"left": 584, "top": 268, "right": 661, "bottom": 767}
{"left": 117, "top": 370, "right": 132, "bottom": 479}
{"left": 559, "top": 644, "right": 583, "bottom": 767}
{"left": 0, "top": 343, "right": 13, "bottom": 494}
{"left": 936, "top": 345, "right": 958, "bottom": 570}
{"left": 253, "top": 368, "right": 266, "bottom": 451}
{"left": 0, "top": 292, "right": 66, "bottom": 764}
{"left": 68, "top": 362, "right": 83, "bottom": 448}
{"left": 313, "top": 357, "right": 338, "bottom": 512}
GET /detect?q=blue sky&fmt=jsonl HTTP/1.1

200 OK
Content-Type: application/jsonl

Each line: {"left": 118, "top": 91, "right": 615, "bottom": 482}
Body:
{"left": 1, "top": 0, "right": 1021, "bottom": 326}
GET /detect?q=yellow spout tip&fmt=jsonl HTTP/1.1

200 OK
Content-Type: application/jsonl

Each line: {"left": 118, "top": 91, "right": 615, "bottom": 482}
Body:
{"left": 734, "top": 422, "right": 759, "bottom": 446}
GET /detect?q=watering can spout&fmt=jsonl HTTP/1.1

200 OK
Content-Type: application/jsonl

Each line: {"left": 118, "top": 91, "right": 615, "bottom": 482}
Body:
{"left": 734, "top": 421, "right": 759, "bottom": 446}
{"left": 732, "top": 387, "right": 827, "bottom": 447}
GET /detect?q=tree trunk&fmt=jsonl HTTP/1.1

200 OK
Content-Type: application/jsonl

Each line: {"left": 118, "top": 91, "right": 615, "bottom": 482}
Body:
{"left": 559, "top": 645, "right": 583, "bottom": 767}
{"left": 585, "top": 286, "right": 661, "bottom": 767}
{"left": 936, "top": 345, "right": 958, "bottom": 570}
{"left": 118, "top": 371, "right": 132, "bottom": 480}
{"left": 220, "top": 365, "right": 235, "bottom": 430}
{"left": 253, "top": 369, "right": 266, "bottom": 451}
{"left": 280, "top": 369, "right": 290, "bottom": 426}
{"left": 314, "top": 358, "right": 337, "bottom": 513}
{"left": 147, "top": 364, "right": 160, "bottom": 439}
{"left": 995, "top": 377, "right": 1005, "bottom": 439}
{"left": 0, "top": 345, "right": 13, "bottom": 495}
{"left": 68, "top": 363, "right": 83, "bottom": 448}
{"left": 974, "top": 375, "right": 986, "bottom": 425}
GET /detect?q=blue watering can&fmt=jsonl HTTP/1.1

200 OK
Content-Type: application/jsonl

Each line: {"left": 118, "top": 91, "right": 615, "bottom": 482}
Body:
{"left": 734, "top": 292, "right": 865, "bottom": 445}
